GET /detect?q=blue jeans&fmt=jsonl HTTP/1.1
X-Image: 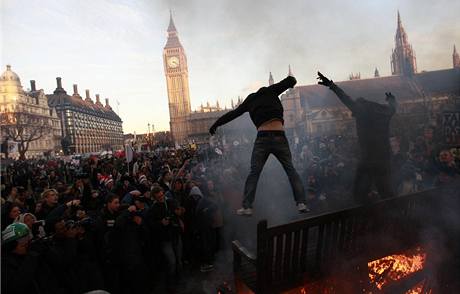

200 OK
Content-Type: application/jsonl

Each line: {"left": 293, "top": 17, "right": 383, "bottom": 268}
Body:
{"left": 161, "top": 238, "right": 183, "bottom": 277}
{"left": 243, "top": 131, "right": 306, "bottom": 208}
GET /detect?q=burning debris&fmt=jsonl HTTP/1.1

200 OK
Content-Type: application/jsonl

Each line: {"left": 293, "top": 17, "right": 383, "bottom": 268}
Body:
{"left": 367, "top": 246, "right": 427, "bottom": 291}
{"left": 405, "top": 279, "right": 432, "bottom": 294}
{"left": 280, "top": 246, "right": 431, "bottom": 294}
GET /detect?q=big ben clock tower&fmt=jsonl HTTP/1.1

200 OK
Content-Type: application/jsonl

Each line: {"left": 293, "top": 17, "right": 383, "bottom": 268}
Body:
{"left": 163, "top": 12, "right": 191, "bottom": 144}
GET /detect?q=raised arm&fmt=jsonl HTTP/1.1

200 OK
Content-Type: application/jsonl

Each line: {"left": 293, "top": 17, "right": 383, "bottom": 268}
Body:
{"left": 209, "top": 100, "right": 248, "bottom": 135}
{"left": 317, "top": 71, "right": 356, "bottom": 111}
{"left": 269, "top": 75, "right": 297, "bottom": 96}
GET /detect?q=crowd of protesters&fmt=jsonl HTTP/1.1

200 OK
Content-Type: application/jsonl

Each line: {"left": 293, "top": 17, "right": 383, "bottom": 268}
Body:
{"left": 1, "top": 148, "right": 229, "bottom": 294}
{"left": 288, "top": 124, "right": 460, "bottom": 211}
{"left": 1, "top": 122, "right": 459, "bottom": 294}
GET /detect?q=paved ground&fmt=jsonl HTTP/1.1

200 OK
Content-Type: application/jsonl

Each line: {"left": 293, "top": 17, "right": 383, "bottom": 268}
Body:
{"left": 151, "top": 249, "right": 234, "bottom": 294}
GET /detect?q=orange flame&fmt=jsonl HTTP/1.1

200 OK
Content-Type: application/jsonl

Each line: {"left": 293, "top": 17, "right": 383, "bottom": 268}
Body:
{"left": 404, "top": 278, "right": 432, "bottom": 294}
{"left": 367, "top": 247, "right": 426, "bottom": 290}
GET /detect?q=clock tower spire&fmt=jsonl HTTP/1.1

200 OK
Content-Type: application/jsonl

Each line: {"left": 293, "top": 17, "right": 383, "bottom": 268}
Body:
{"left": 163, "top": 11, "right": 191, "bottom": 144}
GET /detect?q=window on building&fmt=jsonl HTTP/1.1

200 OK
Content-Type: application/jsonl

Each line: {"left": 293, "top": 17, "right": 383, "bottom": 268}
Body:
{"left": 317, "top": 124, "right": 323, "bottom": 133}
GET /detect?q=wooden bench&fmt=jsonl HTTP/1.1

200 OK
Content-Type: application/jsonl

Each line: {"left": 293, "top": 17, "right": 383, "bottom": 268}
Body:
{"left": 232, "top": 184, "right": 459, "bottom": 293}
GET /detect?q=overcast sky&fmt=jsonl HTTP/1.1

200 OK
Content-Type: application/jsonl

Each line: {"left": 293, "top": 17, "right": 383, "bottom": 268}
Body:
{"left": 2, "top": 0, "right": 459, "bottom": 133}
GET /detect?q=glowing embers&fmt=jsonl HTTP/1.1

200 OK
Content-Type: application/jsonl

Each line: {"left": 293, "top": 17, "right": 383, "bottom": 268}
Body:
{"left": 367, "top": 246, "right": 426, "bottom": 291}
{"left": 405, "top": 279, "right": 432, "bottom": 294}
{"left": 282, "top": 247, "right": 430, "bottom": 293}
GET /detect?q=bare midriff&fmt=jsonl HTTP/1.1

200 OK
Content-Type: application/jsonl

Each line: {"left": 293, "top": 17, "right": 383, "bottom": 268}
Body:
{"left": 257, "top": 119, "right": 284, "bottom": 131}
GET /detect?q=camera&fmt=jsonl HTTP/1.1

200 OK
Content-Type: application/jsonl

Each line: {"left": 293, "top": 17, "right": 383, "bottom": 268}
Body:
{"left": 166, "top": 213, "right": 180, "bottom": 228}
{"left": 77, "top": 217, "right": 94, "bottom": 228}
{"left": 65, "top": 217, "right": 94, "bottom": 230}
{"left": 31, "top": 220, "right": 46, "bottom": 238}
{"left": 65, "top": 219, "right": 77, "bottom": 229}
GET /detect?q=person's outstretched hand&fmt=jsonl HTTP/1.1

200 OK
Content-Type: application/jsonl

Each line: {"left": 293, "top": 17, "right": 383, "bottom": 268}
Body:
{"left": 317, "top": 71, "right": 333, "bottom": 87}
{"left": 287, "top": 75, "right": 297, "bottom": 88}
{"left": 209, "top": 124, "right": 217, "bottom": 136}
{"left": 385, "top": 92, "right": 395, "bottom": 101}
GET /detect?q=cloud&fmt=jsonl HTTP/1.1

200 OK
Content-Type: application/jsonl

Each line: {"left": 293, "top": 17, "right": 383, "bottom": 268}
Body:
{"left": 3, "top": 0, "right": 459, "bottom": 133}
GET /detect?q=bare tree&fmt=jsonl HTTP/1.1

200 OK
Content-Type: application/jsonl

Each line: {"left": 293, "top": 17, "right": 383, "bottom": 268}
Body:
{"left": 0, "top": 110, "right": 52, "bottom": 160}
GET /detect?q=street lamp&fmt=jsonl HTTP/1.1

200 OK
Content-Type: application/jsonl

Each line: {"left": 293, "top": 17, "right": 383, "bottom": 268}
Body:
{"left": 147, "top": 123, "right": 152, "bottom": 151}
{"left": 151, "top": 123, "right": 155, "bottom": 146}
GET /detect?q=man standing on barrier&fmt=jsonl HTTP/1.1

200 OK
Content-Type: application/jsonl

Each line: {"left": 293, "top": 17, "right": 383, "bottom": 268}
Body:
{"left": 209, "top": 75, "right": 309, "bottom": 216}
{"left": 317, "top": 71, "right": 397, "bottom": 203}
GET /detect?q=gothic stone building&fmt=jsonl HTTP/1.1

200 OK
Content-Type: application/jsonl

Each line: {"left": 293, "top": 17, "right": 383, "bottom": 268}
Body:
{"left": 47, "top": 78, "right": 124, "bottom": 154}
{"left": 163, "top": 13, "right": 248, "bottom": 145}
{"left": 391, "top": 11, "right": 417, "bottom": 76}
{"left": 282, "top": 69, "right": 460, "bottom": 139}
{"left": 282, "top": 12, "right": 460, "bottom": 140}
{"left": 163, "top": 12, "right": 192, "bottom": 144}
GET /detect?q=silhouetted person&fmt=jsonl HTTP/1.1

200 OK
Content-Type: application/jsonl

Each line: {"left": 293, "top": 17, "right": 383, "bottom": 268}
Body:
{"left": 209, "top": 75, "right": 309, "bottom": 215}
{"left": 317, "top": 72, "right": 396, "bottom": 203}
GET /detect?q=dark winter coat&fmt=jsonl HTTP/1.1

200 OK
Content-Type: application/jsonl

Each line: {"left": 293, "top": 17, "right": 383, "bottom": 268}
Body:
{"left": 145, "top": 199, "right": 181, "bottom": 243}
{"left": 114, "top": 210, "right": 149, "bottom": 266}
{"left": 211, "top": 76, "right": 296, "bottom": 129}
{"left": 94, "top": 207, "right": 120, "bottom": 264}
{"left": 1, "top": 251, "right": 61, "bottom": 294}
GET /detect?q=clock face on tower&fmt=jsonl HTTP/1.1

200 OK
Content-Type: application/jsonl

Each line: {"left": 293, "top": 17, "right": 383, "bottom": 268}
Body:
{"left": 167, "top": 56, "right": 180, "bottom": 68}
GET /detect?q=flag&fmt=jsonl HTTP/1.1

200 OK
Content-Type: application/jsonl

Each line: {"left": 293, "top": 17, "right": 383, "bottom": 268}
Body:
{"left": 125, "top": 144, "right": 133, "bottom": 163}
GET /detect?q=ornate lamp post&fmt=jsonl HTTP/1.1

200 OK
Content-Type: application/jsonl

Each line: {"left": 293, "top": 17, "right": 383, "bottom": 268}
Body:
{"left": 147, "top": 123, "right": 152, "bottom": 151}
{"left": 151, "top": 123, "right": 155, "bottom": 147}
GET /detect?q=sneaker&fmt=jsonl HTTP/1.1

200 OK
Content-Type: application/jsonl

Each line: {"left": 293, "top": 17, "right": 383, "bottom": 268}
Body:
{"left": 236, "top": 207, "right": 253, "bottom": 216}
{"left": 297, "top": 203, "right": 310, "bottom": 213}
{"left": 200, "top": 264, "right": 214, "bottom": 272}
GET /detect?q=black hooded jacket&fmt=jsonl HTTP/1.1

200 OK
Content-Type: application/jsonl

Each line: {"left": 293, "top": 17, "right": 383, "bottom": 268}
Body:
{"left": 329, "top": 83, "right": 396, "bottom": 163}
{"left": 211, "top": 76, "right": 297, "bottom": 129}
